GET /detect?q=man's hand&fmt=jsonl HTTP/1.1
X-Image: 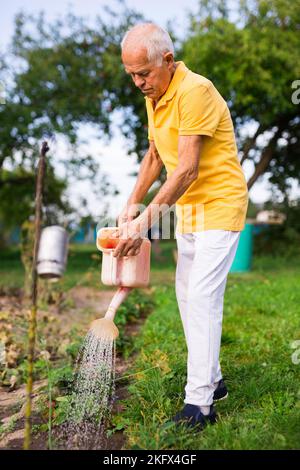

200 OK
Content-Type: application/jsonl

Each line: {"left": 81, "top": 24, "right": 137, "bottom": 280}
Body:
{"left": 117, "top": 207, "right": 133, "bottom": 227}
{"left": 113, "top": 220, "right": 144, "bottom": 258}
{"left": 117, "top": 202, "right": 143, "bottom": 227}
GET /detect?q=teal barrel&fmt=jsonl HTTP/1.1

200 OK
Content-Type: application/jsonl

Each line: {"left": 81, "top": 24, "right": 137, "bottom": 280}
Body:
{"left": 230, "top": 223, "right": 253, "bottom": 272}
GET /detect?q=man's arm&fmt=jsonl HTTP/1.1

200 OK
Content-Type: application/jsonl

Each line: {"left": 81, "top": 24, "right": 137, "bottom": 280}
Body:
{"left": 138, "top": 134, "right": 203, "bottom": 230}
{"left": 113, "top": 135, "right": 203, "bottom": 257}
{"left": 117, "top": 140, "right": 164, "bottom": 224}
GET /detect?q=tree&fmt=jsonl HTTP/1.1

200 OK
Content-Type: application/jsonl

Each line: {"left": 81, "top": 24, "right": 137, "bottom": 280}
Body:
{"left": 0, "top": 3, "right": 145, "bottom": 231}
{"left": 1, "top": 0, "right": 299, "bottom": 231}
{"left": 180, "top": 0, "right": 300, "bottom": 193}
{"left": 0, "top": 165, "right": 72, "bottom": 247}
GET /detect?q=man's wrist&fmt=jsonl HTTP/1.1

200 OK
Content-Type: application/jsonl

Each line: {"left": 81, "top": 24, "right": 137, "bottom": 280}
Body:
{"left": 134, "top": 210, "right": 151, "bottom": 237}
{"left": 136, "top": 204, "right": 161, "bottom": 235}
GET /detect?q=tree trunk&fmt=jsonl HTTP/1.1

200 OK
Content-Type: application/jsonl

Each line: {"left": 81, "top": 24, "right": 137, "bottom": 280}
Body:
{"left": 240, "top": 123, "right": 265, "bottom": 165}
{"left": 247, "top": 127, "right": 283, "bottom": 190}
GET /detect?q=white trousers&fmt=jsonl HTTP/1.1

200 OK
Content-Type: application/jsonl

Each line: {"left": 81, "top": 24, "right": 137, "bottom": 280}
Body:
{"left": 175, "top": 230, "right": 240, "bottom": 407}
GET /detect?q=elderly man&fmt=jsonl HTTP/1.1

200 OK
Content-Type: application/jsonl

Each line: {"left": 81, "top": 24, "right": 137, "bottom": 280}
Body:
{"left": 113, "top": 23, "right": 248, "bottom": 430}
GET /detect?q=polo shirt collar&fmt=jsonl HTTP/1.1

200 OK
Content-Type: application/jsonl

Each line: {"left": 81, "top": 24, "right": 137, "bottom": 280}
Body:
{"left": 146, "top": 61, "right": 189, "bottom": 109}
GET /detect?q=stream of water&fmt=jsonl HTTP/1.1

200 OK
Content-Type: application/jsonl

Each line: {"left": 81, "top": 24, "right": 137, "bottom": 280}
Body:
{"left": 59, "top": 332, "right": 116, "bottom": 449}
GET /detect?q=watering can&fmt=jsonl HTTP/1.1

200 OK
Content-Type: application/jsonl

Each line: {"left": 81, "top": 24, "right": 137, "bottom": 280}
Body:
{"left": 96, "top": 226, "right": 151, "bottom": 287}
{"left": 90, "top": 227, "right": 151, "bottom": 340}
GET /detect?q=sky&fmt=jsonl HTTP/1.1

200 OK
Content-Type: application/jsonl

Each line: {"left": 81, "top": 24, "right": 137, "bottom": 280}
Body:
{"left": 1, "top": 0, "right": 296, "bottom": 220}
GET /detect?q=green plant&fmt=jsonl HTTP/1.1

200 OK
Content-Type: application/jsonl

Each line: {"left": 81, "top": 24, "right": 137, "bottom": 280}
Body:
{"left": 0, "top": 415, "right": 18, "bottom": 438}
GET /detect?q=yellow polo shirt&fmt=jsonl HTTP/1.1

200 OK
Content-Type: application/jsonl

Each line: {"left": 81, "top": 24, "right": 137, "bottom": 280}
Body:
{"left": 145, "top": 61, "right": 248, "bottom": 233}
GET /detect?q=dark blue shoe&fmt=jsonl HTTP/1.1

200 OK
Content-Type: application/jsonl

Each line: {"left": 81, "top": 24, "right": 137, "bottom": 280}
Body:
{"left": 213, "top": 379, "right": 228, "bottom": 402}
{"left": 173, "top": 404, "right": 217, "bottom": 430}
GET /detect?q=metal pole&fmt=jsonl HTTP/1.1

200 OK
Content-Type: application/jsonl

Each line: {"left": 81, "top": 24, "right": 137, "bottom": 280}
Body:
{"left": 24, "top": 141, "right": 49, "bottom": 450}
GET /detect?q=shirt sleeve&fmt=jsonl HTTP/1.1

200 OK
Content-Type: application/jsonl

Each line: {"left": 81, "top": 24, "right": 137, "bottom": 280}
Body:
{"left": 178, "top": 84, "right": 222, "bottom": 137}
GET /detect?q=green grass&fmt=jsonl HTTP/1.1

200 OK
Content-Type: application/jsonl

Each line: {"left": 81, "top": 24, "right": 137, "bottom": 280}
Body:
{"left": 2, "top": 242, "right": 300, "bottom": 449}
{"left": 114, "top": 256, "right": 300, "bottom": 450}
{"left": 0, "top": 246, "right": 25, "bottom": 290}
{"left": 0, "top": 244, "right": 104, "bottom": 291}
{"left": 0, "top": 241, "right": 176, "bottom": 291}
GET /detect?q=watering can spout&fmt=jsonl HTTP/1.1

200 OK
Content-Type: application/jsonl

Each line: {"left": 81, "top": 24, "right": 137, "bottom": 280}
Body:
{"left": 89, "top": 287, "right": 133, "bottom": 340}
{"left": 105, "top": 287, "right": 133, "bottom": 321}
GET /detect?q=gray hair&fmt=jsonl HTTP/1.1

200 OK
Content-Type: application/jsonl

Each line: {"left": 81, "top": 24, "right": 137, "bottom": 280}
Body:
{"left": 121, "top": 23, "right": 174, "bottom": 65}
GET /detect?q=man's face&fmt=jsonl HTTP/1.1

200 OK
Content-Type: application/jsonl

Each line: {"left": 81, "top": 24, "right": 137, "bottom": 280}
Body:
{"left": 122, "top": 48, "right": 175, "bottom": 101}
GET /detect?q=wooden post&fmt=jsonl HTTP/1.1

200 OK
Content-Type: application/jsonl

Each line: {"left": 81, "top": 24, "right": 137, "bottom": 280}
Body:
{"left": 24, "top": 141, "right": 49, "bottom": 450}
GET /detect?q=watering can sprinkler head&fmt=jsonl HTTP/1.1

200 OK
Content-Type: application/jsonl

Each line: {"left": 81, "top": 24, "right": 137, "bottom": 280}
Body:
{"left": 90, "top": 318, "right": 119, "bottom": 341}
{"left": 90, "top": 308, "right": 119, "bottom": 341}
